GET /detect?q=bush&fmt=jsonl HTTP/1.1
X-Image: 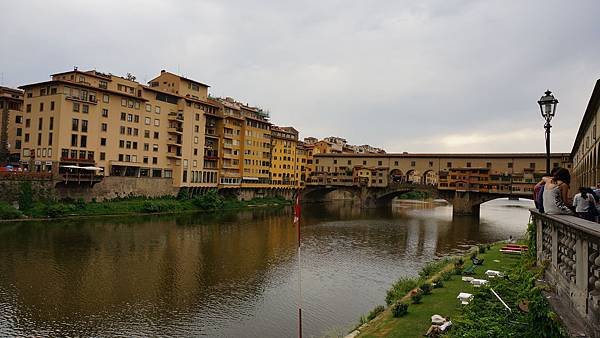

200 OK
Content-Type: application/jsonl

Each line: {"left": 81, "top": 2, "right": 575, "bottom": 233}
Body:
{"left": 478, "top": 245, "right": 487, "bottom": 254}
{"left": 392, "top": 302, "right": 409, "bottom": 318}
{"left": 141, "top": 200, "right": 170, "bottom": 213}
{"left": 454, "top": 257, "right": 464, "bottom": 268}
{"left": 192, "top": 190, "right": 224, "bottom": 210}
{"left": 454, "top": 267, "right": 463, "bottom": 275}
{"left": 411, "top": 290, "right": 423, "bottom": 304}
{"left": 44, "top": 203, "right": 72, "bottom": 218}
{"left": 386, "top": 277, "right": 420, "bottom": 305}
{"left": 420, "top": 283, "right": 432, "bottom": 295}
{"left": 432, "top": 277, "right": 443, "bottom": 288}
{"left": 419, "top": 258, "right": 451, "bottom": 279}
{"left": 18, "top": 181, "right": 33, "bottom": 211}
{"left": 367, "top": 305, "right": 385, "bottom": 321}
{"left": 441, "top": 271, "right": 453, "bottom": 281}
{"left": 0, "top": 202, "right": 22, "bottom": 219}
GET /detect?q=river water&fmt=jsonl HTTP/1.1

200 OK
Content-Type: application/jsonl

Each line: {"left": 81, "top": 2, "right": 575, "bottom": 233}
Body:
{"left": 0, "top": 199, "right": 533, "bottom": 337}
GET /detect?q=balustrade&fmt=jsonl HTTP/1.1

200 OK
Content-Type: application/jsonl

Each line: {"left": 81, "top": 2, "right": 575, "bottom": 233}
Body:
{"left": 531, "top": 210, "right": 600, "bottom": 334}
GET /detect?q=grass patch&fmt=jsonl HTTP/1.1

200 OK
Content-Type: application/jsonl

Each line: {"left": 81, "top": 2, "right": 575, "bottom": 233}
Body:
{"left": 358, "top": 244, "right": 525, "bottom": 338}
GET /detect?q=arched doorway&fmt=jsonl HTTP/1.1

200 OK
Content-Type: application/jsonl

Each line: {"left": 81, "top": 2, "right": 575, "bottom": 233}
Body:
{"left": 389, "top": 169, "right": 404, "bottom": 183}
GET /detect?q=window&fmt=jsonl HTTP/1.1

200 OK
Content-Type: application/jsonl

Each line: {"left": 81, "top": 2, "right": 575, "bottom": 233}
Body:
{"left": 72, "top": 118, "right": 79, "bottom": 131}
{"left": 81, "top": 120, "right": 88, "bottom": 132}
{"left": 127, "top": 127, "right": 132, "bottom": 135}
{"left": 38, "top": 118, "right": 43, "bottom": 130}
{"left": 153, "top": 144, "right": 158, "bottom": 152}
{"left": 102, "top": 108, "right": 108, "bottom": 117}
{"left": 49, "top": 117, "right": 54, "bottom": 130}
{"left": 145, "top": 104, "right": 151, "bottom": 112}
{"left": 486, "top": 162, "right": 492, "bottom": 168}
{"left": 37, "top": 133, "right": 42, "bottom": 146}
{"left": 530, "top": 162, "right": 535, "bottom": 169}
{"left": 127, "top": 114, "right": 133, "bottom": 122}
{"left": 16, "top": 115, "right": 23, "bottom": 124}
{"left": 466, "top": 162, "right": 471, "bottom": 167}
{"left": 143, "top": 156, "right": 149, "bottom": 164}
{"left": 153, "top": 132, "right": 159, "bottom": 139}
{"left": 133, "top": 142, "right": 138, "bottom": 149}
{"left": 120, "top": 126, "right": 125, "bottom": 134}
{"left": 144, "top": 130, "right": 150, "bottom": 138}
{"left": 48, "top": 132, "right": 53, "bottom": 146}
{"left": 154, "top": 119, "right": 159, "bottom": 126}
{"left": 194, "top": 136, "right": 198, "bottom": 144}
{"left": 100, "top": 152, "right": 106, "bottom": 160}
{"left": 100, "top": 138, "right": 106, "bottom": 146}
{"left": 121, "top": 98, "right": 127, "bottom": 107}
{"left": 378, "top": 160, "right": 383, "bottom": 166}
{"left": 26, "top": 119, "right": 30, "bottom": 128}
{"left": 133, "top": 128, "right": 138, "bottom": 136}
{"left": 126, "top": 141, "right": 131, "bottom": 149}
{"left": 447, "top": 162, "right": 452, "bottom": 168}
{"left": 134, "top": 115, "right": 139, "bottom": 123}
{"left": 121, "top": 112, "right": 126, "bottom": 121}
{"left": 71, "top": 134, "right": 77, "bottom": 146}
{"left": 333, "top": 159, "right": 337, "bottom": 164}
{"left": 50, "top": 101, "right": 55, "bottom": 111}
{"left": 16, "top": 128, "right": 22, "bottom": 136}
{"left": 508, "top": 162, "right": 513, "bottom": 168}
{"left": 152, "top": 157, "right": 158, "bottom": 164}
{"left": 411, "top": 161, "right": 416, "bottom": 167}
{"left": 119, "top": 140, "right": 125, "bottom": 148}
{"left": 103, "top": 94, "right": 109, "bottom": 103}
{"left": 82, "top": 104, "right": 89, "bottom": 113}
{"left": 26, "top": 104, "right": 31, "bottom": 112}
{"left": 73, "top": 102, "right": 80, "bottom": 112}
{"left": 429, "top": 161, "right": 433, "bottom": 167}
{"left": 101, "top": 123, "right": 108, "bottom": 132}
{"left": 80, "top": 135, "right": 87, "bottom": 147}
{"left": 144, "top": 143, "right": 149, "bottom": 151}
{"left": 24, "top": 134, "right": 29, "bottom": 142}
{"left": 39, "top": 102, "right": 44, "bottom": 111}
{"left": 155, "top": 106, "right": 160, "bottom": 114}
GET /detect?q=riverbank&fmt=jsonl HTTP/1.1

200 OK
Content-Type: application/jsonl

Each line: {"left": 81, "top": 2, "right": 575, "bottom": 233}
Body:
{"left": 352, "top": 236, "right": 566, "bottom": 337}
{"left": 0, "top": 192, "right": 291, "bottom": 221}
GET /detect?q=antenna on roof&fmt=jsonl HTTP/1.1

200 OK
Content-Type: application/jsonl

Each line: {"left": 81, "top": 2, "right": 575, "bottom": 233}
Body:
{"left": 74, "top": 66, "right": 78, "bottom": 71}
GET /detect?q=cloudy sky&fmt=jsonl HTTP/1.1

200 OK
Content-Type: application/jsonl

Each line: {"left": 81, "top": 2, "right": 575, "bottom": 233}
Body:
{"left": 1, "top": 0, "right": 599, "bottom": 153}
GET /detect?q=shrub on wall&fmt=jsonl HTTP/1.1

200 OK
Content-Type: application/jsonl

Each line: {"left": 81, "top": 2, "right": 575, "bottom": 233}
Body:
{"left": 18, "top": 181, "right": 33, "bottom": 211}
{"left": 0, "top": 202, "right": 22, "bottom": 220}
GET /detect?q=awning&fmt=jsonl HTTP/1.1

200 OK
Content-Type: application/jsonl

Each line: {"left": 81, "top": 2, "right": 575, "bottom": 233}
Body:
{"left": 242, "top": 177, "right": 259, "bottom": 181}
{"left": 60, "top": 165, "right": 81, "bottom": 169}
{"left": 80, "top": 166, "right": 104, "bottom": 171}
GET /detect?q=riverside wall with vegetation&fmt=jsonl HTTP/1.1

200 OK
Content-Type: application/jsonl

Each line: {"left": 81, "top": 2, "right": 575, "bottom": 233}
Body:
{"left": 0, "top": 183, "right": 292, "bottom": 221}
{"left": 350, "top": 223, "right": 566, "bottom": 338}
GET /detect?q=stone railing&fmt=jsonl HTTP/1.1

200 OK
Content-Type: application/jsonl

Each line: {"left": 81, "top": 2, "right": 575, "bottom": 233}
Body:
{"left": 530, "top": 210, "right": 600, "bottom": 335}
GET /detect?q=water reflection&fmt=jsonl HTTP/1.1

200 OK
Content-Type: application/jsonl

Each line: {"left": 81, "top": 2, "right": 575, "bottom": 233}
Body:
{"left": 0, "top": 199, "right": 533, "bottom": 337}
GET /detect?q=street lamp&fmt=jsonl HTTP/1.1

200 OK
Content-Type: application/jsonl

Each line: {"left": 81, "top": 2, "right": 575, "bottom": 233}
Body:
{"left": 538, "top": 90, "right": 559, "bottom": 173}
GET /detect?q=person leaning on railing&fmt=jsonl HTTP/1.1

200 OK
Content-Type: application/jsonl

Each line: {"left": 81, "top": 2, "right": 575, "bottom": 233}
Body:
{"left": 573, "top": 187, "right": 596, "bottom": 221}
{"left": 540, "top": 168, "right": 574, "bottom": 215}
{"left": 533, "top": 167, "right": 561, "bottom": 213}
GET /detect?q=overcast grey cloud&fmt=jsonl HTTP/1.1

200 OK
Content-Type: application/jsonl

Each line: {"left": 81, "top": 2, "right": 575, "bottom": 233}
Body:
{"left": 1, "top": 0, "right": 599, "bottom": 153}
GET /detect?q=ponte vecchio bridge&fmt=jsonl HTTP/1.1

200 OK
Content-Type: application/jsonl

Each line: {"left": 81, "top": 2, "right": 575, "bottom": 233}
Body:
{"left": 304, "top": 152, "right": 572, "bottom": 216}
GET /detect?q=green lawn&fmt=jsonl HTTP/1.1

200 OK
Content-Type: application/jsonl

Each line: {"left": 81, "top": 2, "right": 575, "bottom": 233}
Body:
{"left": 358, "top": 244, "right": 522, "bottom": 338}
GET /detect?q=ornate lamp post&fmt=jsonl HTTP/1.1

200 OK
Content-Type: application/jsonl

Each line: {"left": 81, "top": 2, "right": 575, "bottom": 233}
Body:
{"left": 538, "top": 90, "right": 559, "bottom": 173}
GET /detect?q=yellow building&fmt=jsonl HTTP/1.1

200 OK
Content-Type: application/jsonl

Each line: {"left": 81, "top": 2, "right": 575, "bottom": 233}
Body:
{"left": 218, "top": 98, "right": 243, "bottom": 187}
{"left": 270, "top": 126, "right": 299, "bottom": 188}
{"left": 0, "top": 86, "right": 24, "bottom": 165}
{"left": 240, "top": 105, "right": 271, "bottom": 187}
{"left": 17, "top": 68, "right": 221, "bottom": 188}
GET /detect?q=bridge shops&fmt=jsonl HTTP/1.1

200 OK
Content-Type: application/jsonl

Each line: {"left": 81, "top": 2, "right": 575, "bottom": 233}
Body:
{"left": 305, "top": 152, "right": 571, "bottom": 216}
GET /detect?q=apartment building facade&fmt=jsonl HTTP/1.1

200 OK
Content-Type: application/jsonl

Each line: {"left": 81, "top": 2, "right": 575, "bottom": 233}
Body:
{"left": 270, "top": 126, "right": 299, "bottom": 187}
{"left": 0, "top": 86, "right": 24, "bottom": 165}
{"left": 16, "top": 68, "right": 223, "bottom": 188}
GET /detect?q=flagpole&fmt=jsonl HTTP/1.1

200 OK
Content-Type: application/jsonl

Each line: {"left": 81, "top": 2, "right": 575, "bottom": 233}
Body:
{"left": 294, "top": 190, "right": 303, "bottom": 338}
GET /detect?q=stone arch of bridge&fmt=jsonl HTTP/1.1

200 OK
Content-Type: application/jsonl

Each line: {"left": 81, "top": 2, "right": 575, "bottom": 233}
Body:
{"left": 421, "top": 169, "right": 437, "bottom": 185}
{"left": 389, "top": 169, "right": 404, "bottom": 183}
{"left": 405, "top": 169, "right": 421, "bottom": 184}
{"left": 302, "top": 186, "right": 358, "bottom": 201}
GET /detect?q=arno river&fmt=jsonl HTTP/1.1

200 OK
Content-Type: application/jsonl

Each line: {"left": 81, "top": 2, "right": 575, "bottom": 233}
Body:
{"left": 0, "top": 199, "right": 532, "bottom": 337}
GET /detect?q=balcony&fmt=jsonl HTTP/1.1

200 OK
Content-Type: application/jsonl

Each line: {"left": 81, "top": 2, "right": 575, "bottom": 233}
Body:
{"left": 205, "top": 128, "right": 219, "bottom": 138}
{"left": 167, "top": 152, "right": 182, "bottom": 159}
{"left": 167, "top": 138, "right": 182, "bottom": 146}
{"left": 168, "top": 126, "right": 183, "bottom": 134}
{"left": 168, "top": 113, "right": 184, "bottom": 121}
{"left": 204, "top": 150, "right": 219, "bottom": 159}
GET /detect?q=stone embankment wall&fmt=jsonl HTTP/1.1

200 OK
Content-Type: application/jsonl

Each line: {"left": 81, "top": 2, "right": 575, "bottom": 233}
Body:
{"left": 0, "top": 177, "right": 178, "bottom": 203}
{"left": 0, "top": 177, "right": 299, "bottom": 203}
{"left": 55, "top": 177, "right": 179, "bottom": 201}
{"left": 0, "top": 179, "right": 57, "bottom": 204}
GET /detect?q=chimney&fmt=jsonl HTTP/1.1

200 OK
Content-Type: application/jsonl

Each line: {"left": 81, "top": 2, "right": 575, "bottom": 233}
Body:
{"left": 161, "top": 69, "right": 166, "bottom": 74}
